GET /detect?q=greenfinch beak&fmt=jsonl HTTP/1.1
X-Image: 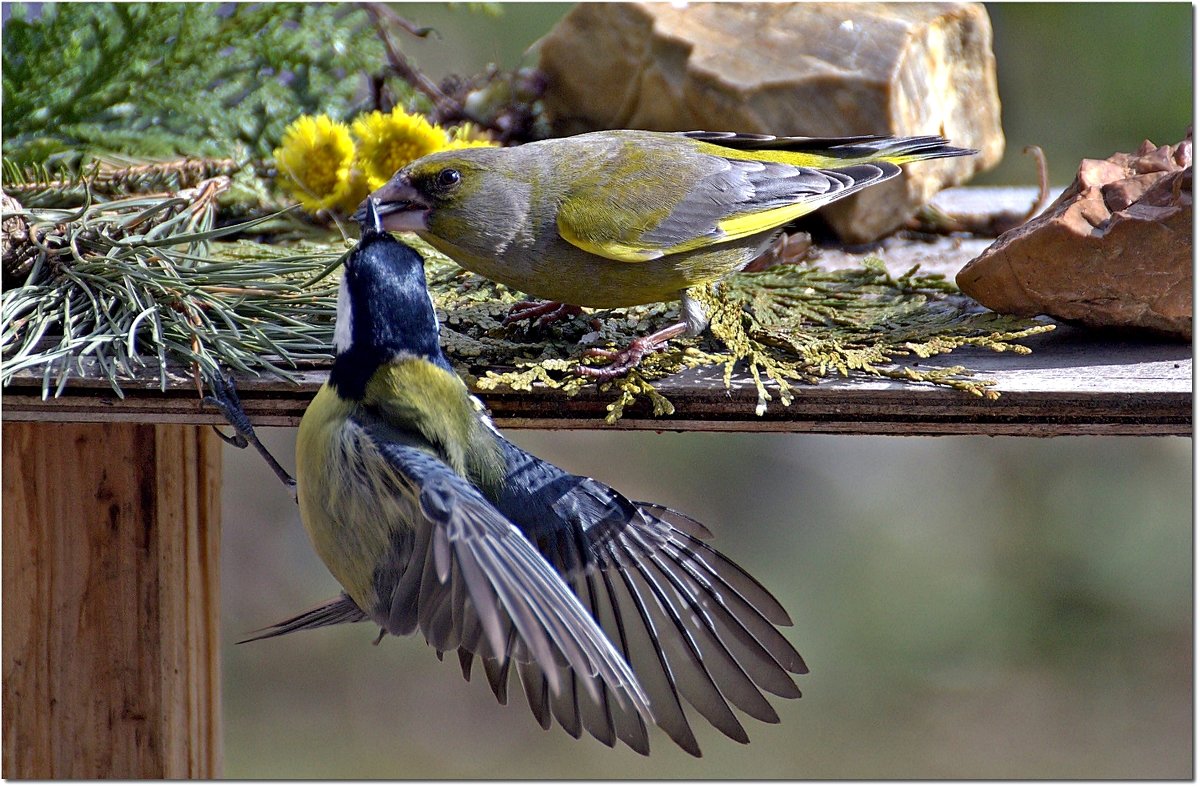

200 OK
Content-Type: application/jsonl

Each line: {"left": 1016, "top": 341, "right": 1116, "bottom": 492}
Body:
{"left": 353, "top": 176, "right": 430, "bottom": 232}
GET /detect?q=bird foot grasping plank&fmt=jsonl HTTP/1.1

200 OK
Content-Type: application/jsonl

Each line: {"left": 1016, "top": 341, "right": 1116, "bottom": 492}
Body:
{"left": 503, "top": 299, "right": 584, "bottom": 327}
{"left": 203, "top": 369, "right": 298, "bottom": 496}
{"left": 577, "top": 321, "right": 690, "bottom": 380}
{"left": 578, "top": 288, "right": 712, "bottom": 380}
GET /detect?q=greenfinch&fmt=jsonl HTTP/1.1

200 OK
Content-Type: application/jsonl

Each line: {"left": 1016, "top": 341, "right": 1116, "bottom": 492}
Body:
{"left": 244, "top": 200, "right": 808, "bottom": 756}
{"left": 358, "top": 129, "right": 975, "bottom": 376}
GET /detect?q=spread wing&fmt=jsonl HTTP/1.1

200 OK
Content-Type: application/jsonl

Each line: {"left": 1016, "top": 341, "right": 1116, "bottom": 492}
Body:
{"left": 555, "top": 132, "right": 901, "bottom": 263}
{"left": 247, "top": 414, "right": 652, "bottom": 723}
{"left": 461, "top": 438, "right": 808, "bottom": 756}
{"left": 240, "top": 420, "right": 806, "bottom": 757}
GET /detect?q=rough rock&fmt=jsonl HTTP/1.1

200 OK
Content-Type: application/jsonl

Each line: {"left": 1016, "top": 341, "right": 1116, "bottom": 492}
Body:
{"left": 956, "top": 135, "right": 1193, "bottom": 338}
{"left": 537, "top": 2, "right": 1003, "bottom": 242}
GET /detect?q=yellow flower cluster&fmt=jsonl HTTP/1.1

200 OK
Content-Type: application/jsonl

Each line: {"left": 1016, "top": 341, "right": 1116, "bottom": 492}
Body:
{"left": 273, "top": 108, "right": 498, "bottom": 215}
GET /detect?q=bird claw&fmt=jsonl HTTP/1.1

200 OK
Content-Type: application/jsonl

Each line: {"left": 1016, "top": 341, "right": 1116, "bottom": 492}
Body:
{"left": 576, "top": 338, "right": 665, "bottom": 381}
{"left": 202, "top": 370, "right": 253, "bottom": 448}
{"left": 577, "top": 353, "right": 649, "bottom": 381}
{"left": 203, "top": 369, "right": 298, "bottom": 495}
{"left": 210, "top": 427, "right": 249, "bottom": 449}
{"left": 503, "top": 300, "right": 584, "bottom": 328}
{"left": 576, "top": 320, "right": 692, "bottom": 381}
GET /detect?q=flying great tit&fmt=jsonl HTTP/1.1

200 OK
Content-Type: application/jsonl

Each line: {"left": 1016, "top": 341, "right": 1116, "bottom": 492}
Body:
{"left": 248, "top": 199, "right": 808, "bottom": 756}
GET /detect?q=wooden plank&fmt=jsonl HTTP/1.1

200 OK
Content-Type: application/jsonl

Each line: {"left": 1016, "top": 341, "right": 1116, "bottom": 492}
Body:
{"left": 2, "top": 422, "right": 222, "bottom": 778}
{"left": 1, "top": 318, "right": 1189, "bottom": 436}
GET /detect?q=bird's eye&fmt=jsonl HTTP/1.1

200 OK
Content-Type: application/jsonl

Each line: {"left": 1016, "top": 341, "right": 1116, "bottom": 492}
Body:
{"left": 435, "top": 168, "right": 461, "bottom": 190}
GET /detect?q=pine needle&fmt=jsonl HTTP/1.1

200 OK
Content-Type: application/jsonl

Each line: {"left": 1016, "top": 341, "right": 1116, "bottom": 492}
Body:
{"left": 2, "top": 189, "right": 346, "bottom": 398}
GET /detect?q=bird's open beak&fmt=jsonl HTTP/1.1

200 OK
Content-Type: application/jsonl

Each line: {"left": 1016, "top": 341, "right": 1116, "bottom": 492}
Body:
{"left": 352, "top": 176, "right": 431, "bottom": 232}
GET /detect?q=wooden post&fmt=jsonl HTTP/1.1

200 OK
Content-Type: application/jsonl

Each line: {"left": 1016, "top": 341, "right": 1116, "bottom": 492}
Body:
{"left": 2, "top": 422, "right": 222, "bottom": 778}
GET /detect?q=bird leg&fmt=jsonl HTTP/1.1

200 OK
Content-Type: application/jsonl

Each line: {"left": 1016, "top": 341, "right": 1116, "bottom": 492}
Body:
{"left": 576, "top": 288, "right": 713, "bottom": 381}
{"left": 503, "top": 299, "right": 584, "bottom": 328}
{"left": 576, "top": 321, "right": 689, "bottom": 380}
{"left": 203, "top": 369, "right": 298, "bottom": 495}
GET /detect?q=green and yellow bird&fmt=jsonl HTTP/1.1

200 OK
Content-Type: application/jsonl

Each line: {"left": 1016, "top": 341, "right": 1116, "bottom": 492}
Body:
{"left": 359, "top": 129, "right": 976, "bottom": 376}
{"left": 247, "top": 200, "right": 808, "bottom": 756}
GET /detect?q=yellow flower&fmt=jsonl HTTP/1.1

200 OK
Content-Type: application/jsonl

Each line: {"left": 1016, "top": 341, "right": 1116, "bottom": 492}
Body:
{"left": 352, "top": 107, "right": 449, "bottom": 190}
{"left": 274, "top": 115, "right": 357, "bottom": 213}
{"left": 443, "top": 123, "right": 500, "bottom": 151}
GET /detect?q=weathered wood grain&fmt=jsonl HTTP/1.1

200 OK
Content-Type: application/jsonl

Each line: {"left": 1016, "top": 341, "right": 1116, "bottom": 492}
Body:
{"left": 1, "top": 319, "right": 1189, "bottom": 435}
{"left": 2, "top": 423, "right": 222, "bottom": 778}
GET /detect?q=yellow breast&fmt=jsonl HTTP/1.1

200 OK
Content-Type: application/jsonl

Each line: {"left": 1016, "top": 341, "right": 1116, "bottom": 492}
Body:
{"left": 296, "top": 385, "right": 400, "bottom": 616}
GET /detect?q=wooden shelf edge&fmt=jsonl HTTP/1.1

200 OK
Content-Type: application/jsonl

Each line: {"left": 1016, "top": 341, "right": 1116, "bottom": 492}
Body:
{"left": 2, "top": 384, "right": 1190, "bottom": 436}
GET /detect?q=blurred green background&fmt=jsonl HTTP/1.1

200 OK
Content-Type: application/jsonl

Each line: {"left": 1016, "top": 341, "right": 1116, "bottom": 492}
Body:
{"left": 220, "top": 2, "right": 1193, "bottom": 779}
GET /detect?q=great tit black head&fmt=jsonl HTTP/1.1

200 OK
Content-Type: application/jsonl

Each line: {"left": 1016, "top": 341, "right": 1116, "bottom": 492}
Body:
{"left": 330, "top": 199, "right": 450, "bottom": 399}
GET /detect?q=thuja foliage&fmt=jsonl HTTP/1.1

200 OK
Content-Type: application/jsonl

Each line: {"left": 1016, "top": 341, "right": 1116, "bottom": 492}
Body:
{"left": 2, "top": 3, "right": 387, "bottom": 165}
{"left": 454, "top": 260, "right": 1054, "bottom": 422}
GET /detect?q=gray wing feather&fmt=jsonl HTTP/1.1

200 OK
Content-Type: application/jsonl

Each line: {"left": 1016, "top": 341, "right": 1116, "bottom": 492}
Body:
{"left": 679, "top": 130, "right": 975, "bottom": 160}
{"left": 467, "top": 438, "right": 807, "bottom": 756}
{"left": 363, "top": 425, "right": 654, "bottom": 720}
{"left": 640, "top": 158, "right": 899, "bottom": 251}
{"left": 475, "top": 500, "right": 808, "bottom": 756}
{"left": 680, "top": 130, "right": 890, "bottom": 149}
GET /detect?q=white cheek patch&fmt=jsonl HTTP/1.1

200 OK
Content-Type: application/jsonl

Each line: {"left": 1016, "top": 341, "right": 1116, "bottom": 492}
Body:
{"left": 334, "top": 276, "right": 353, "bottom": 354}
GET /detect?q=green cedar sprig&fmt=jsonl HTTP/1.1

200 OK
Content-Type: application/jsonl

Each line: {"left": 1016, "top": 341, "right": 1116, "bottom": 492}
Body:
{"left": 2, "top": 3, "right": 388, "bottom": 164}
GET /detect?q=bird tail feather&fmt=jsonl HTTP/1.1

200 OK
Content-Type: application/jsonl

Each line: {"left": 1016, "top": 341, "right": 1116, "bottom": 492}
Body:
{"left": 238, "top": 593, "right": 369, "bottom": 644}
{"left": 683, "top": 129, "right": 977, "bottom": 165}
{"left": 862, "top": 135, "right": 978, "bottom": 164}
